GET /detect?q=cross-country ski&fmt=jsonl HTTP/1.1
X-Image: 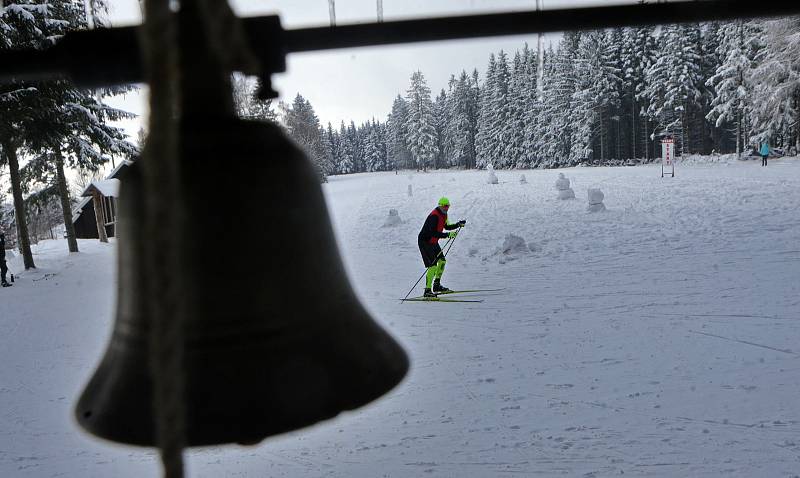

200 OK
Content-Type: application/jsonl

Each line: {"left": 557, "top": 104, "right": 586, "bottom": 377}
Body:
{"left": 401, "top": 296, "right": 483, "bottom": 303}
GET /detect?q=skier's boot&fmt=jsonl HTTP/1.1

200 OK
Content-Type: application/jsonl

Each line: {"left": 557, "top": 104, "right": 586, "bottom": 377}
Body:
{"left": 423, "top": 288, "right": 437, "bottom": 298}
{"left": 432, "top": 279, "right": 450, "bottom": 293}
{"left": 1, "top": 280, "right": 11, "bottom": 288}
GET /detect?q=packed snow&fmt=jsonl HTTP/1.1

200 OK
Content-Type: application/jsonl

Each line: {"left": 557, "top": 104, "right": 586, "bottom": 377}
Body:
{"left": 1, "top": 157, "right": 800, "bottom": 477}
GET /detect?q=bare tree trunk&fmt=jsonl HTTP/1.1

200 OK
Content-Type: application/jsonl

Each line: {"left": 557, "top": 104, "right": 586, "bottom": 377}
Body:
{"left": 616, "top": 114, "right": 621, "bottom": 160}
{"left": 599, "top": 113, "right": 605, "bottom": 160}
{"left": 2, "top": 142, "right": 36, "bottom": 269}
{"left": 795, "top": 94, "right": 800, "bottom": 153}
{"left": 736, "top": 109, "right": 741, "bottom": 159}
{"left": 631, "top": 93, "right": 636, "bottom": 159}
{"left": 681, "top": 109, "right": 688, "bottom": 156}
{"left": 55, "top": 151, "right": 80, "bottom": 252}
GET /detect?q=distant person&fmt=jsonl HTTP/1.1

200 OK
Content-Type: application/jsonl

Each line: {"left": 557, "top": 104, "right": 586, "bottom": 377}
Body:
{"left": 417, "top": 197, "right": 465, "bottom": 297}
{"left": 760, "top": 141, "right": 770, "bottom": 167}
{"left": 0, "top": 232, "right": 11, "bottom": 287}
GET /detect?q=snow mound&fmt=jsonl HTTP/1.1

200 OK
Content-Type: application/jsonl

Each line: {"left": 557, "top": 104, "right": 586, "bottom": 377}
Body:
{"left": 494, "top": 234, "right": 533, "bottom": 264}
{"left": 382, "top": 209, "right": 402, "bottom": 227}
{"left": 501, "top": 234, "right": 529, "bottom": 255}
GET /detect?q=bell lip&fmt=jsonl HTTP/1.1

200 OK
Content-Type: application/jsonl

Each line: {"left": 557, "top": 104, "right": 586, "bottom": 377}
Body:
{"left": 73, "top": 330, "right": 409, "bottom": 447}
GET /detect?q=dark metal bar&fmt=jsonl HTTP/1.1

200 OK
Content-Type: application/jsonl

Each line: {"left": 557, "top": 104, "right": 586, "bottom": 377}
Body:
{"left": 283, "top": 0, "right": 800, "bottom": 54}
{"left": 0, "top": 0, "right": 798, "bottom": 87}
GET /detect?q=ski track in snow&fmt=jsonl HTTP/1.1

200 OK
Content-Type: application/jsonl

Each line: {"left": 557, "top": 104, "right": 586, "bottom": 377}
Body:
{"left": 1, "top": 158, "right": 800, "bottom": 477}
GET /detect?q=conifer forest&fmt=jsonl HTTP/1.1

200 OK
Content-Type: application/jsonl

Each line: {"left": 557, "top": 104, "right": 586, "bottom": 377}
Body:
{"left": 271, "top": 17, "right": 800, "bottom": 177}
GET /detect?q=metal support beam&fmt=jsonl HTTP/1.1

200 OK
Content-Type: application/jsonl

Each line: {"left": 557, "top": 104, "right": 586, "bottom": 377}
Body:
{"left": 0, "top": 0, "right": 798, "bottom": 87}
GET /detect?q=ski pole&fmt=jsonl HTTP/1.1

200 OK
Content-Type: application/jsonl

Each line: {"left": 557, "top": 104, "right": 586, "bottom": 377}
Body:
{"left": 441, "top": 225, "right": 462, "bottom": 258}
{"left": 400, "top": 225, "right": 463, "bottom": 303}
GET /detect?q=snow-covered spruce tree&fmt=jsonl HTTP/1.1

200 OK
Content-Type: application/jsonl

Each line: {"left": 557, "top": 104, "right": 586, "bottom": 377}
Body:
{"left": 505, "top": 48, "right": 531, "bottom": 168}
{"left": 475, "top": 54, "right": 497, "bottom": 169}
{"left": 281, "top": 94, "right": 330, "bottom": 181}
{"left": 446, "top": 70, "right": 479, "bottom": 169}
{"left": 622, "top": 25, "right": 657, "bottom": 160}
{"left": 465, "top": 70, "right": 480, "bottom": 168}
{"left": 323, "top": 122, "right": 341, "bottom": 175}
{"left": 232, "top": 73, "right": 277, "bottom": 123}
{"left": 694, "top": 22, "right": 724, "bottom": 154}
{"left": 706, "top": 20, "right": 763, "bottom": 158}
{"left": 362, "top": 120, "right": 383, "bottom": 172}
{"left": 337, "top": 121, "right": 355, "bottom": 174}
{"left": 1, "top": 1, "right": 71, "bottom": 264}
{"left": 433, "top": 88, "right": 449, "bottom": 169}
{"left": 474, "top": 52, "right": 512, "bottom": 168}
{"left": 489, "top": 50, "right": 511, "bottom": 168}
{"left": 349, "top": 120, "right": 363, "bottom": 172}
{"left": 467, "top": 69, "right": 481, "bottom": 169}
{"left": 532, "top": 45, "right": 560, "bottom": 167}
{"left": 404, "top": 71, "right": 439, "bottom": 171}
{"left": 541, "top": 32, "right": 582, "bottom": 167}
{"left": 748, "top": 16, "right": 800, "bottom": 152}
{"left": 570, "top": 43, "right": 598, "bottom": 163}
{"left": 642, "top": 23, "right": 705, "bottom": 155}
{"left": 523, "top": 46, "right": 546, "bottom": 168}
{"left": 370, "top": 119, "right": 388, "bottom": 172}
{"left": 602, "top": 28, "right": 626, "bottom": 161}
{"left": 571, "top": 30, "right": 622, "bottom": 163}
{"left": 386, "top": 94, "right": 412, "bottom": 170}
{"left": 1, "top": 0, "right": 137, "bottom": 261}
{"left": 376, "top": 120, "right": 389, "bottom": 171}
{"left": 440, "top": 76, "right": 457, "bottom": 167}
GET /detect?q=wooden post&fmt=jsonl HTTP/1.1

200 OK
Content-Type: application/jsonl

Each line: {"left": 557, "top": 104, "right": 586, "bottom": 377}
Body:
{"left": 91, "top": 190, "right": 109, "bottom": 243}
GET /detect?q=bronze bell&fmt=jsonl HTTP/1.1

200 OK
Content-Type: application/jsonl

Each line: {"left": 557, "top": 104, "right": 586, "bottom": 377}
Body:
{"left": 75, "top": 118, "right": 409, "bottom": 446}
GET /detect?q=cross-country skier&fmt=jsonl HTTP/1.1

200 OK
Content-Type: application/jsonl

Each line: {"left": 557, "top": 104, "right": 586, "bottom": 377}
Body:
{"left": 0, "top": 232, "right": 11, "bottom": 287}
{"left": 417, "top": 197, "right": 465, "bottom": 297}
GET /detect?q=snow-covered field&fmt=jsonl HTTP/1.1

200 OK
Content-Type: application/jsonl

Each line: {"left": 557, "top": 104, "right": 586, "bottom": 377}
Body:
{"left": 2, "top": 157, "right": 799, "bottom": 477}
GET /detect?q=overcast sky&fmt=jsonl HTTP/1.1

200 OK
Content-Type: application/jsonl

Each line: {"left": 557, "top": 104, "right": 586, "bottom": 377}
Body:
{"left": 105, "top": 0, "right": 639, "bottom": 136}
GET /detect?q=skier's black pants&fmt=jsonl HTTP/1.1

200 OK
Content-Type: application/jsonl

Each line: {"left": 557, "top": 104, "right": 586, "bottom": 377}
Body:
{"left": 418, "top": 239, "right": 444, "bottom": 268}
{"left": 762, "top": 154, "right": 768, "bottom": 166}
{"left": 0, "top": 259, "right": 7, "bottom": 283}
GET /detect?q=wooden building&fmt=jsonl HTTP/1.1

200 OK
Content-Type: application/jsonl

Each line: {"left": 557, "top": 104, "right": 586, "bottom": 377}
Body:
{"left": 72, "top": 161, "right": 131, "bottom": 239}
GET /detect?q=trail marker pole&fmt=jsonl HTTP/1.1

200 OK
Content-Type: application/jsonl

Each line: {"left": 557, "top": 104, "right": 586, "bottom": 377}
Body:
{"left": 661, "top": 137, "right": 675, "bottom": 178}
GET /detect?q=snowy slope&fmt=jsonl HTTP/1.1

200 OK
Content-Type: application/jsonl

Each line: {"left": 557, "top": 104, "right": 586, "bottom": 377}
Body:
{"left": 1, "top": 157, "right": 799, "bottom": 477}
